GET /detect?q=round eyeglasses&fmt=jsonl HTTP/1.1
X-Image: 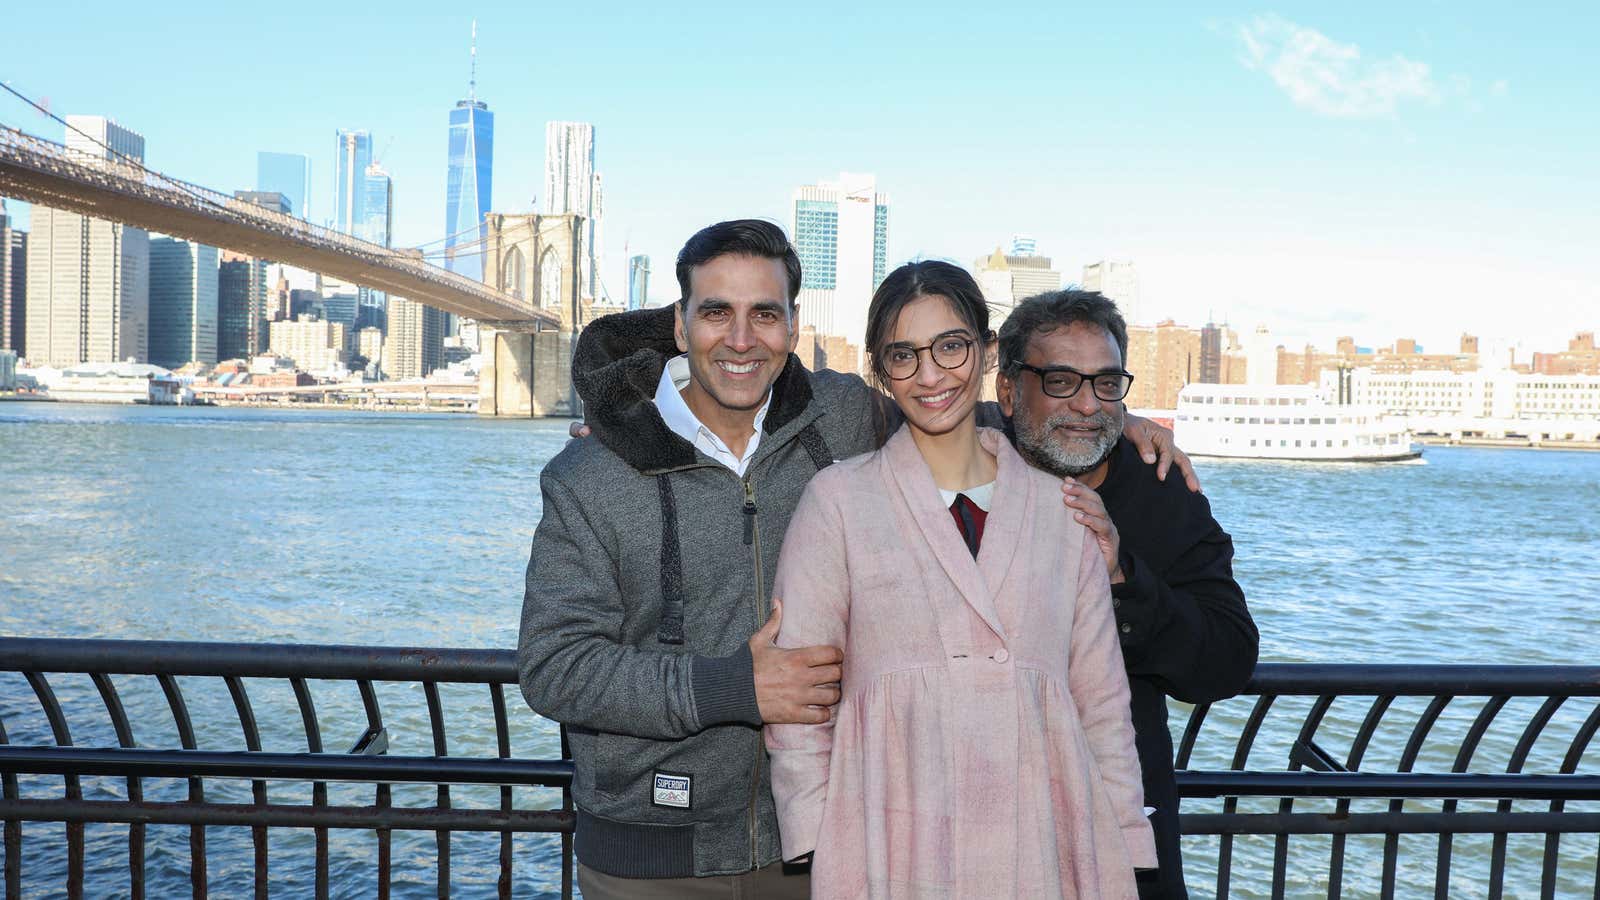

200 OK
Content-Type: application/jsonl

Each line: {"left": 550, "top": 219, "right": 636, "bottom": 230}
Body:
{"left": 881, "top": 334, "right": 974, "bottom": 381}
{"left": 1014, "top": 363, "right": 1134, "bottom": 401}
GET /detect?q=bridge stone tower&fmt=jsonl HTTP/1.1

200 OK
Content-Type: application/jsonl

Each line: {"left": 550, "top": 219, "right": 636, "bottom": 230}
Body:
{"left": 478, "top": 212, "right": 588, "bottom": 416}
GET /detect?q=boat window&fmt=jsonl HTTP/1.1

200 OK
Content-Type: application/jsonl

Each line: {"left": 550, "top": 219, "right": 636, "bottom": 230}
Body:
{"left": 1249, "top": 439, "right": 1256, "bottom": 447}
{"left": 1249, "top": 417, "right": 1260, "bottom": 424}
{"left": 1295, "top": 440, "right": 1302, "bottom": 447}
{"left": 1294, "top": 418, "right": 1305, "bottom": 425}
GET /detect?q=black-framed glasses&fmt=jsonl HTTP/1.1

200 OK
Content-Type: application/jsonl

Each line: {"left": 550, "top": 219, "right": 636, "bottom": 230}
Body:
{"left": 1014, "top": 363, "right": 1134, "bottom": 401}
{"left": 881, "top": 332, "right": 975, "bottom": 381}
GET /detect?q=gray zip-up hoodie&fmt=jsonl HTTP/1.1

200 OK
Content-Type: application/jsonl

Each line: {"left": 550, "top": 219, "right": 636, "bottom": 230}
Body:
{"left": 517, "top": 306, "right": 879, "bottom": 879}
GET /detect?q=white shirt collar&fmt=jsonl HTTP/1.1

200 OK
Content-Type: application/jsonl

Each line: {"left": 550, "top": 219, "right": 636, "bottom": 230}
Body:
{"left": 654, "top": 355, "right": 772, "bottom": 476}
{"left": 938, "top": 481, "right": 995, "bottom": 512}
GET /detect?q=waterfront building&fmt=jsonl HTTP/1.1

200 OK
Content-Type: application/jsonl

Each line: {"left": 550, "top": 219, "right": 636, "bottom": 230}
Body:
{"left": 975, "top": 246, "right": 1062, "bottom": 314}
{"left": 444, "top": 26, "right": 494, "bottom": 284}
{"left": 217, "top": 255, "right": 259, "bottom": 361}
{"left": 1082, "top": 259, "right": 1140, "bottom": 325}
{"left": 385, "top": 295, "right": 444, "bottom": 379}
{"left": 267, "top": 315, "right": 348, "bottom": 373}
{"left": 1533, "top": 332, "right": 1600, "bottom": 376}
{"left": 792, "top": 172, "right": 889, "bottom": 358}
{"left": 543, "top": 122, "right": 600, "bottom": 301}
{"left": 627, "top": 254, "right": 649, "bottom": 310}
{"left": 256, "top": 152, "right": 309, "bottom": 220}
{"left": 64, "top": 115, "right": 145, "bottom": 164}
{"left": 1323, "top": 366, "right": 1600, "bottom": 442}
{"left": 334, "top": 130, "right": 373, "bottom": 237}
{"left": 975, "top": 249, "right": 1015, "bottom": 313}
{"left": 0, "top": 349, "right": 15, "bottom": 390}
{"left": 25, "top": 117, "right": 149, "bottom": 367}
{"left": 357, "top": 326, "right": 384, "bottom": 374}
{"left": 1126, "top": 320, "right": 1202, "bottom": 410}
{"left": 148, "top": 237, "right": 219, "bottom": 368}
{"left": 0, "top": 200, "right": 23, "bottom": 355}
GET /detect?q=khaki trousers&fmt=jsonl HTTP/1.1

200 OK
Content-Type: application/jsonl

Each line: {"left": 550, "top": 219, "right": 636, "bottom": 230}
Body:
{"left": 577, "top": 861, "right": 809, "bottom": 900}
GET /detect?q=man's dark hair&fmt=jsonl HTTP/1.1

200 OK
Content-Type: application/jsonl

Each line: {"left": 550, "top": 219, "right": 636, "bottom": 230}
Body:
{"left": 675, "top": 219, "right": 802, "bottom": 309}
{"left": 997, "top": 290, "right": 1129, "bottom": 378}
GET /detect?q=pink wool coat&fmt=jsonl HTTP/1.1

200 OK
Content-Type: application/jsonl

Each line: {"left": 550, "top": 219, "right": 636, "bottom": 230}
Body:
{"left": 766, "top": 426, "right": 1159, "bottom": 899}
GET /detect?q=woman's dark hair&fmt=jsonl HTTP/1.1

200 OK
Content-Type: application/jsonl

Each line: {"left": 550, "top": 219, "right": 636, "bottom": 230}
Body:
{"left": 865, "top": 260, "right": 995, "bottom": 383}
{"left": 863, "top": 260, "right": 996, "bottom": 443}
{"left": 675, "top": 219, "right": 802, "bottom": 308}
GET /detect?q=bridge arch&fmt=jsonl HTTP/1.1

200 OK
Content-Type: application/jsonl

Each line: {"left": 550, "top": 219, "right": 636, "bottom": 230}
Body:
{"left": 503, "top": 246, "right": 527, "bottom": 300}
{"left": 538, "top": 248, "right": 561, "bottom": 311}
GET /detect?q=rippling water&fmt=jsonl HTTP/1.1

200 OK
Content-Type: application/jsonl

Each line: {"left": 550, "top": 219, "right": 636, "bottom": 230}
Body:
{"left": 2, "top": 402, "right": 1596, "bottom": 896}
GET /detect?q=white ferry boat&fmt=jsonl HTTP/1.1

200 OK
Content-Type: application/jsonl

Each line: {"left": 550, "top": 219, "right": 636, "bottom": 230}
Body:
{"left": 1173, "top": 383, "right": 1422, "bottom": 461}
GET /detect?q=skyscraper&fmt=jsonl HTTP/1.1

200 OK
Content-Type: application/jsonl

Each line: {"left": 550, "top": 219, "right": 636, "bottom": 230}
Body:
{"left": 1010, "top": 234, "right": 1037, "bottom": 257}
{"left": 256, "top": 152, "right": 309, "bottom": 219}
{"left": 27, "top": 117, "right": 149, "bottom": 367}
{"left": 226, "top": 192, "right": 289, "bottom": 357}
{"left": 0, "top": 201, "right": 23, "bottom": 356}
{"left": 543, "top": 122, "right": 600, "bottom": 300}
{"left": 1082, "top": 260, "right": 1141, "bottom": 324}
{"left": 361, "top": 164, "right": 393, "bottom": 247}
{"left": 445, "top": 22, "right": 494, "bottom": 283}
{"left": 385, "top": 295, "right": 444, "bottom": 379}
{"left": 148, "top": 237, "right": 219, "bottom": 368}
{"left": 334, "top": 130, "right": 373, "bottom": 236}
{"left": 792, "top": 172, "right": 890, "bottom": 348}
{"left": 627, "top": 254, "right": 650, "bottom": 310}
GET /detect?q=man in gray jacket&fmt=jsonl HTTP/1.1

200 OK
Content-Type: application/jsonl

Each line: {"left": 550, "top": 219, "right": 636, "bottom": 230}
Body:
{"left": 518, "top": 220, "right": 880, "bottom": 897}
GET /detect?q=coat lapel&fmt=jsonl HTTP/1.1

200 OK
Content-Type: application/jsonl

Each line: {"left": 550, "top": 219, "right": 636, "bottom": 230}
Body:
{"left": 882, "top": 425, "right": 1008, "bottom": 641}
{"left": 975, "top": 429, "right": 1030, "bottom": 622}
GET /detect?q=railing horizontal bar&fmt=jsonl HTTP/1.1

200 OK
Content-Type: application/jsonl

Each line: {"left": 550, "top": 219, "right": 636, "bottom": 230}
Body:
{"left": 1180, "top": 811, "right": 1600, "bottom": 836}
{"left": 0, "top": 798, "right": 573, "bottom": 832}
{"left": 1178, "top": 770, "right": 1600, "bottom": 800}
{"left": 1241, "top": 664, "right": 1600, "bottom": 696}
{"left": 3, "top": 639, "right": 1598, "bottom": 695}
{"left": 0, "top": 747, "right": 572, "bottom": 786}
{"left": 0, "top": 638, "right": 515, "bottom": 682}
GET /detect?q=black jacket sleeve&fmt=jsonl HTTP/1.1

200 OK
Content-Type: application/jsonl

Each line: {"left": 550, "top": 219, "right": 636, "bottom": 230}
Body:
{"left": 1108, "top": 481, "right": 1258, "bottom": 705}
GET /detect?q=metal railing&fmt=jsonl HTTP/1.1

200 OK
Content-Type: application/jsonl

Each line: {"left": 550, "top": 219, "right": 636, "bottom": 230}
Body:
{"left": 1, "top": 638, "right": 1596, "bottom": 899}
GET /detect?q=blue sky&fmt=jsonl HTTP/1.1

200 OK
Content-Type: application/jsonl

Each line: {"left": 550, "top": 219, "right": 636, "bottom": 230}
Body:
{"left": 3, "top": 1, "right": 1596, "bottom": 352}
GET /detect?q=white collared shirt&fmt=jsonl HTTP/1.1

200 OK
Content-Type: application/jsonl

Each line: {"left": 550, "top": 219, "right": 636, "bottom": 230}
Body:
{"left": 654, "top": 355, "right": 771, "bottom": 476}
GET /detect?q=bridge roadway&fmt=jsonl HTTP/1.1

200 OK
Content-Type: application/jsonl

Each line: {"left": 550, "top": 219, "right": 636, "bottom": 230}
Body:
{"left": 0, "top": 124, "right": 557, "bottom": 331}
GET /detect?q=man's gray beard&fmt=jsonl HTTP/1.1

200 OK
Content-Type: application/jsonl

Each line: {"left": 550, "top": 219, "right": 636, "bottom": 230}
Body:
{"left": 1013, "top": 407, "right": 1124, "bottom": 478}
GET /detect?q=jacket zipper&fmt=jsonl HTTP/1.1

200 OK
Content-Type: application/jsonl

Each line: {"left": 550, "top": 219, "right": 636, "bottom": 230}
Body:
{"left": 742, "top": 475, "right": 763, "bottom": 870}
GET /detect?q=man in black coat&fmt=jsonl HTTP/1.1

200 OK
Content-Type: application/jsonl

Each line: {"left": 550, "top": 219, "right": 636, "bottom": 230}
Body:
{"left": 995, "top": 290, "right": 1259, "bottom": 899}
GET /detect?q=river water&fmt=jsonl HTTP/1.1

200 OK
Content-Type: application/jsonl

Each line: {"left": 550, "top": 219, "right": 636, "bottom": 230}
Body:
{"left": 2, "top": 403, "right": 1596, "bottom": 897}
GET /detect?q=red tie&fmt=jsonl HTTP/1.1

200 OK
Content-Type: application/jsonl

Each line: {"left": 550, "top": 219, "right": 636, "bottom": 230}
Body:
{"left": 948, "top": 494, "right": 988, "bottom": 558}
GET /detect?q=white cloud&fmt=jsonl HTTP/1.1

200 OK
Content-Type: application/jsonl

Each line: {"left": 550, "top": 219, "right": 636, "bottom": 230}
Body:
{"left": 1237, "top": 14, "right": 1441, "bottom": 118}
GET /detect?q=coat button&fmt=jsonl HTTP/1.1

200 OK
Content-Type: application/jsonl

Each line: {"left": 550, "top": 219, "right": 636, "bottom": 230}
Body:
{"left": 1120, "top": 623, "right": 1133, "bottom": 634}
{"left": 993, "top": 648, "right": 1010, "bottom": 663}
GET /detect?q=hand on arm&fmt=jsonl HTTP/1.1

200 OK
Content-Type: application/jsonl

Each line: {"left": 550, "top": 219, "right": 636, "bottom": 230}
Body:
{"left": 1061, "top": 478, "right": 1123, "bottom": 584}
{"left": 750, "top": 597, "right": 844, "bottom": 725}
{"left": 1122, "top": 413, "right": 1200, "bottom": 493}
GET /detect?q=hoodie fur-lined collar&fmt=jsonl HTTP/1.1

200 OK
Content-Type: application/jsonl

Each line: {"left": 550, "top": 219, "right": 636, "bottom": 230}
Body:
{"left": 572, "top": 305, "right": 816, "bottom": 473}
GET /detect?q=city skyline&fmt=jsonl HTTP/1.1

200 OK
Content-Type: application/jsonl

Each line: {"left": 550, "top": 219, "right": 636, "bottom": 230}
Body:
{"left": 1, "top": 2, "right": 1595, "bottom": 353}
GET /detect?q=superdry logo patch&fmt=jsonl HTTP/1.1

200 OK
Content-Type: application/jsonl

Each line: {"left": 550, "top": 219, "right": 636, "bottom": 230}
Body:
{"left": 651, "top": 771, "right": 692, "bottom": 809}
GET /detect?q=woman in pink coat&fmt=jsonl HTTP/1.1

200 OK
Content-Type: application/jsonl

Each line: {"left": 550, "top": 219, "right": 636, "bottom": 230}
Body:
{"left": 766, "top": 261, "right": 1158, "bottom": 898}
